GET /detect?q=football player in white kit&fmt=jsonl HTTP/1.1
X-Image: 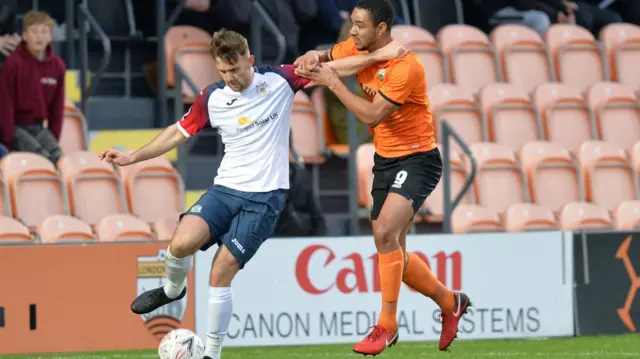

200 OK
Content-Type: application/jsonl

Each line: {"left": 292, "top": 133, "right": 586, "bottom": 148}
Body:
{"left": 99, "top": 29, "right": 406, "bottom": 359}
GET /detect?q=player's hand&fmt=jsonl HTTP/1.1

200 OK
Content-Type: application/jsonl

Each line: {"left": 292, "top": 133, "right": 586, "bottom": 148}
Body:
{"left": 294, "top": 50, "right": 320, "bottom": 72}
{"left": 99, "top": 149, "right": 134, "bottom": 166}
{"left": 297, "top": 64, "right": 339, "bottom": 89}
{"left": 374, "top": 40, "right": 409, "bottom": 61}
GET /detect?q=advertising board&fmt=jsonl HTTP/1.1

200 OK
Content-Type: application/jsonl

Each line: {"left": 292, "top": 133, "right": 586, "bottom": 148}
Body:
{"left": 0, "top": 242, "right": 195, "bottom": 354}
{"left": 195, "top": 231, "right": 574, "bottom": 346}
{"left": 574, "top": 231, "right": 640, "bottom": 335}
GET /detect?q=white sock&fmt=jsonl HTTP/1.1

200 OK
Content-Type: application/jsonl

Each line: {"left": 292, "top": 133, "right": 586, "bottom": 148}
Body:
{"left": 204, "top": 287, "right": 233, "bottom": 359}
{"left": 162, "top": 245, "right": 193, "bottom": 298}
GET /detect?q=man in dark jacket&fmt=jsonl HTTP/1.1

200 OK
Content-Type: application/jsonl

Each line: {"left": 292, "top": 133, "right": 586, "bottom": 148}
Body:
{"left": 0, "top": 10, "right": 65, "bottom": 164}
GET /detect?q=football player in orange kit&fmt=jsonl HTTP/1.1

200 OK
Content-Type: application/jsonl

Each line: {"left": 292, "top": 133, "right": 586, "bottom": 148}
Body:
{"left": 294, "top": 0, "right": 471, "bottom": 355}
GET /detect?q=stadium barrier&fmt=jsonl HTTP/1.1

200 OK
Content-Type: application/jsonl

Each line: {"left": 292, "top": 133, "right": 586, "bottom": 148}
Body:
{"left": 194, "top": 231, "right": 575, "bottom": 347}
{"left": 573, "top": 230, "right": 640, "bottom": 336}
{"left": 0, "top": 242, "right": 196, "bottom": 354}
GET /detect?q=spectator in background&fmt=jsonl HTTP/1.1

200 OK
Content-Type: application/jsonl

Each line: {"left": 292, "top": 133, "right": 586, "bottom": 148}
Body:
{"left": 323, "top": 18, "right": 373, "bottom": 144}
{"left": 572, "top": 0, "right": 622, "bottom": 36}
{"left": 0, "top": 10, "right": 65, "bottom": 164}
{"left": 488, "top": 0, "right": 570, "bottom": 35}
{"left": 0, "top": 0, "right": 20, "bottom": 59}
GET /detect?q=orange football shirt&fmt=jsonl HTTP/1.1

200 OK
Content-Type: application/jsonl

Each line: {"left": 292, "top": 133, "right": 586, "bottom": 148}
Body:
{"left": 330, "top": 37, "right": 436, "bottom": 158}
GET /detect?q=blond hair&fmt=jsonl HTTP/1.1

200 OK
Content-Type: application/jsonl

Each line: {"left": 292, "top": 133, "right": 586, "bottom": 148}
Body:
{"left": 23, "top": 10, "right": 56, "bottom": 32}
{"left": 210, "top": 28, "right": 249, "bottom": 64}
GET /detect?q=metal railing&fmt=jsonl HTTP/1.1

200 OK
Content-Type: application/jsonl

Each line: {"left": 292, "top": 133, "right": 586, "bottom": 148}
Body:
{"left": 441, "top": 120, "right": 476, "bottom": 233}
{"left": 250, "top": 0, "right": 286, "bottom": 65}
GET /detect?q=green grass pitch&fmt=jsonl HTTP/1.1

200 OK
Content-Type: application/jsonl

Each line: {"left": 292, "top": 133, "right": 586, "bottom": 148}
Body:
{"left": 2, "top": 334, "right": 640, "bottom": 359}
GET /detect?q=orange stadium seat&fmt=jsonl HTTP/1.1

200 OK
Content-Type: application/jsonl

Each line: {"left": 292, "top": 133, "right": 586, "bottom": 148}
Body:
{"left": 631, "top": 141, "right": 640, "bottom": 177}
{"left": 467, "top": 142, "right": 528, "bottom": 213}
{"left": 423, "top": 144, "right": 471, "bottom": 221}
{"left": 504, "top": 203, "right": 557, "bottom": 232}
{"left": 479, "top": 83, "right": 542, "bottom": 151}
{"left": 578, "top": 141, "right": 639, "bottom": 211}
{"left": 428, "top": 84, "right": 484, "bottom": 147}
{"left": 291, "top": 91, "right": 325, "bottom": 164}
{"left": 491, "top": 24, "right": 555, "bottom": 94}
{"left": 57, "top": 151, "right": 128, "bottom": 226}
{"left": 0, "top": 152, "right": 69, "bottom": 228}
{"left": 0, "top": 216, "right": 32, "bottom": 242}
{"left": 559, "top": 201, "right": 613, "bottom": 230}
{"left": 165, "top": 26, "right": 222, "bottom": 101}
{"left": 391, "top": 25, "right": 447, "bottom": 88}
{"left": 59, "top": 111, "right": 89, "bottom": 153}
{"left": 64, "top": 97, "right": 77, "bottom": 112}
{"left": 37, "top": 215, "right": 95, "bottom": 243}
{"left": 97, "top": 214, "right": 155, "bottom": 242}
{"left": 356, "top": 143, "right": 376, "bottom": 209}
{"left": 437, "top": 24, "right": 501, "bottom": 94}
{"left": 601, "top": 23, "right": 640, "bottom": 89}
{"left": 118, "top": 156, "right": 184, "bottom": 223}
{"left": 545, "top": 24, "right": 607, "bottom": 93}
{"left": 451, "top": 204, "right": 504, "bottom": 233}
{"left": 533, "top": 83, "right": 596, "bottom": 151}
{"left": 519, "top": 141, "right": 582, "bottom": 212}
{"left": 586, "top": 82, "right": 640, "bottom": 150}
{"left": 152, "top": 212, "right": 180, "bottom": 241}
{"left": 614, "top": 200, "right": 640, "bottom": 230}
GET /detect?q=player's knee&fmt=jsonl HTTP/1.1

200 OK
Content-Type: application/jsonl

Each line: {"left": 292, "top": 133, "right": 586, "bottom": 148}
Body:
{"left": 373, "top": 220, "right": 400, "bottom": 251}
{"left": 169, "top": 234, "right": 199, "bottom": 258}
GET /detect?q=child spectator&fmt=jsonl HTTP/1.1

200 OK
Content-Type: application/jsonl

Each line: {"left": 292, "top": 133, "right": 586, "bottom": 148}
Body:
{"left": 0, "top": 10, "right": 65, "bottom": 164}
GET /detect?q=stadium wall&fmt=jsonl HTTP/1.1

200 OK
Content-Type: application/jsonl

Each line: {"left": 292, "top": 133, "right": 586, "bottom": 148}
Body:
{"left": 2, "top": 231, "right": 639, "bottom": 355}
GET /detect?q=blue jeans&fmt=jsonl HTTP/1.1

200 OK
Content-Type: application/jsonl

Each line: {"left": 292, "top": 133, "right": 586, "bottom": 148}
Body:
{"left": 0, "top": 144, "right": 9, "bottom": 158}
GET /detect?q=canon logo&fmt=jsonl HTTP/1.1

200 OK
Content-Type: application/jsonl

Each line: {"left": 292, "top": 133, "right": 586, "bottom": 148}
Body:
{"left": 295, "top": 245, "right": 462, "bottom": 295}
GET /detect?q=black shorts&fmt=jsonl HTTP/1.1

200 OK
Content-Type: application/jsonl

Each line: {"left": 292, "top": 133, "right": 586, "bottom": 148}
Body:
{"left": 370, "top": 148, "right": 443, "bottom": 220}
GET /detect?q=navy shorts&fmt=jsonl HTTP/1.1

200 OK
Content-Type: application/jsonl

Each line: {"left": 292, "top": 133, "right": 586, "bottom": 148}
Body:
{"left": 181, "top": 185, "right": 286, "bottom": 268}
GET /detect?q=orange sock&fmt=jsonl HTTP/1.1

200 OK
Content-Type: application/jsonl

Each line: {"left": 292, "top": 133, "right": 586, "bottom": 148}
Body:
{"left": 402, "top": 252, "right": 455, "bottom": 312}
{"left": 377, "top": 248, "right": 404, "bottom": 332}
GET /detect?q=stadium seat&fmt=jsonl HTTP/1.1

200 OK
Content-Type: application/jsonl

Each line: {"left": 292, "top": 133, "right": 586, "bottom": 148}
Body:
{"left": 614, "top": 200, "right": 640, "bottom": 230}
{"left": 437, "top": 24, "right": 501, "bottom": 94}
{"left": 59, "top": 111, "right": 89, "bottom": 153}
{"left": 165, "top": 26, "right": 222, "bottom": 100}
{"left": 291, "top": 91, "right": 325, "bottom": 164}
{"left": 423, "top": 144, "right": 471, "bottom": 221}
{"left": 559, "top": 201, "right": 613, "bottom": 230}
{"left": 356, "top": 143, "right": 376, "bottom": 209}
{"left": 96, "top": 214, "right": 155, "bottom": 242}
{"left": 544, "top": 24, "right": 607, "bottom": 93}
{"left": 451, "top": 204, "right": 504, "bottom": 233}
{"left": 391, "top": 25, "right": 447, "bottom": 88}
{"left": 429, "top": 84, "right": 484, "bottom": 147}
{"left": 0, "top": 152, "right": 70, "bottom": 228}
{"left": 310, "top": 88, "right": 348, "bottom": 157}
{"left": 631, "top": 141, "right": 640, "bottom": 179}
{"left": 0, "top": 216, "right": 32, "bottom": 242}
{"left": 490, "top": 24, "right": 555, "bottom": 94}
{"left": 118, "top": 156, "right": 185, "bottom": 223}
{"left": 479, "top": 83, "right": 542, "bottom": 151}
{"left": 578, "top": 141, "right": 638, "bottom": 211}
{"left": 533, "top": 83, "right": 596, "bottom": 151}
{"left": 0, "top": 175, "right": 10, "bottom": 217}
{"left": 519, "top": 141, "right": 582, "bottom": 212}
{"left": 152, "top": 212, "right": 180, "bottom": 241}
{"left": 37, "top": 215, "right": 95, "bottom": 243}
{"left": 467, "top": 142, "right": 528, "bottom": 213}
{"left": 504, "top": 203, "right": 557, "bottom": 232}
{"left": 601, "top": 23, "right": 640, "bottom": 89}
{"left": 586, "top": 82, "right": 640, "bottom": 150}
{"left": 57, "top": 151, "right": 128, "bottom": 226}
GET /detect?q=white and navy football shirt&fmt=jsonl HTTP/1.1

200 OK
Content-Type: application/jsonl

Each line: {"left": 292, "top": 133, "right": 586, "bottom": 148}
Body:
{"left": 177, "top": 64, "right": 309, "bottom": 192}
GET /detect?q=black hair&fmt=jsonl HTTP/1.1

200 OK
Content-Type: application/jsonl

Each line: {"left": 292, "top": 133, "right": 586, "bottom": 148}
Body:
{"left": 355, "top": 0, "right": 395, "bottom": 32}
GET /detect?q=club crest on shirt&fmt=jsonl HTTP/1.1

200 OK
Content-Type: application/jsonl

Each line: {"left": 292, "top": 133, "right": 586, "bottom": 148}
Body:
{"left": 255, "top": 81, "right": 269, "bottom": 97}
{"left": 377, "top": 68, "right": 386, "bottom": 81}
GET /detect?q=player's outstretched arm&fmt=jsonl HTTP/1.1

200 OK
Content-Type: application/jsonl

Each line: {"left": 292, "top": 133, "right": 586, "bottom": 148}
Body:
{"left": 99, "top": 124, "right": 188, "bottom": 166}
{"left": 323, "top": 40, "right": 408, "bottom": 78}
